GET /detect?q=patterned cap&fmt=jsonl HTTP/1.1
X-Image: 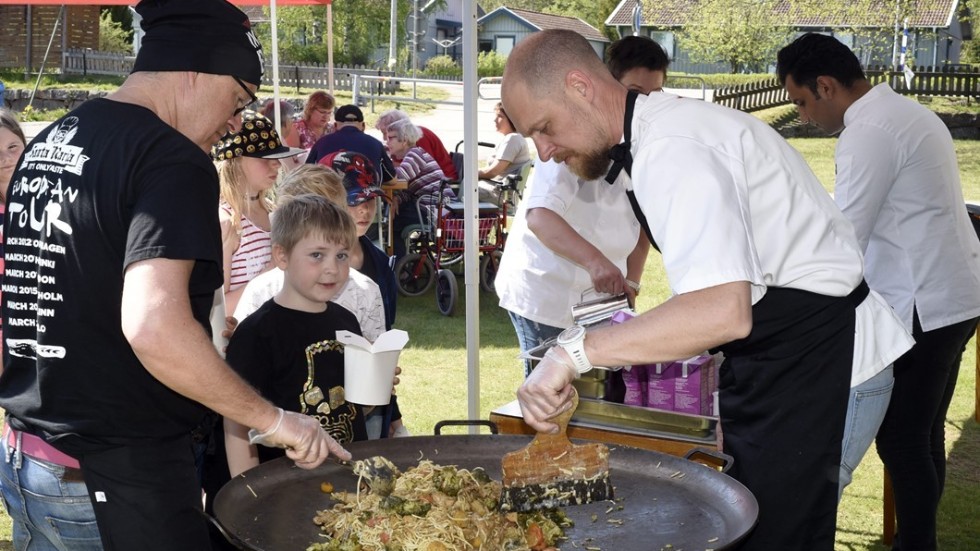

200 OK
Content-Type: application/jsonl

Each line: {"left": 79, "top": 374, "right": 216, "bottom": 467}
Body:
{"left": 318, "top": 150, "right": 387, "bottom": 206}
{"left": 211, "top": 110, "right": 304, "bottom": 161}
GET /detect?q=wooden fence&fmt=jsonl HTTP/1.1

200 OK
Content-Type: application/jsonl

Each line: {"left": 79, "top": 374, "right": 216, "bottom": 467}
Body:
{"left": 866, "top": 64, "right": 980, "bottom": 98}
{"left": 712, "top": 79, "right": 788, "bottom": 112}
{"left": 62, "top": 48, "right": 133, "bottom": 76}
{"left": 61, "top": 48, "right": 398, "bottom": 94}
{"left": 713, "top": 64, "right": 980, "bottom": 113}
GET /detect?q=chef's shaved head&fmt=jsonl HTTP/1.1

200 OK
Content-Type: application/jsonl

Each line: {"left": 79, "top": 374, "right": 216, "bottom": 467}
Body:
{"left": 503, "top": 29, "right": 610, "bottom": 100}
{"left": 500, "top": 29, "right": 627, "bottom": 180}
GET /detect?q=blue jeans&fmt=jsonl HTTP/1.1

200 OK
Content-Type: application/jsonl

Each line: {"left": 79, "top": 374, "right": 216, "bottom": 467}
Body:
{"left": 839, "top": 365, "right": 894, "bottom": 500}
{"left": 507, "top": 310, "right": 563, "bottom": 377}
{"left": 0, "top": 439, "right": 102, "bottom": 551}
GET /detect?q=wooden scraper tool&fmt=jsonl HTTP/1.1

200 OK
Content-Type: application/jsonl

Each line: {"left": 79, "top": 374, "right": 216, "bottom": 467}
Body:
{"left": 500, "top": 388, "right": 612, "bottom": 512}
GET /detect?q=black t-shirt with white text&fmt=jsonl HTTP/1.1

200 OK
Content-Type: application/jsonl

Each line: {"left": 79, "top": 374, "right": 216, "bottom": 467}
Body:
{"left": 0, "top": 99, "right": 222, "bottom": 455}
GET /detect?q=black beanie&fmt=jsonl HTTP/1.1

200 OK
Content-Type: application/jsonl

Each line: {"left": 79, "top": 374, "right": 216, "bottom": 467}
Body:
{"left": 132, "top": 0, "right": 264, "bottom": 86}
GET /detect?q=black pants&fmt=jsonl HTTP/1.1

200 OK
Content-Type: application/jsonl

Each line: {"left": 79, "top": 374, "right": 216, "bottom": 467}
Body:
{"left": 80, "top": 434, "right": 211, "bottom": 551}
{"left": 718, "top": 287, "right": 856, "bottom": 551}
{"left": 875, "top": 311, "right": 978, "bottom": 551}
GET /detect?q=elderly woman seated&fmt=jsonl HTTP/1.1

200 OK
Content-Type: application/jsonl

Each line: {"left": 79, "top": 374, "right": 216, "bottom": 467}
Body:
{"left": 385, "top": 118, "right": 456, "bottom": 258}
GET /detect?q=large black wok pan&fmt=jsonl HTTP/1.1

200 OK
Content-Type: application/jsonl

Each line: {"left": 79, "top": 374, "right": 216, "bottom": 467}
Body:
{"left": 214, "top": 435, "right": 758, "bottom": 550}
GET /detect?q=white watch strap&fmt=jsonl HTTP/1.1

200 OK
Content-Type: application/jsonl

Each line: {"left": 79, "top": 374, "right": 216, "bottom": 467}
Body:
{"left": 560, "top": 341, "right": 593, "bottom": 374}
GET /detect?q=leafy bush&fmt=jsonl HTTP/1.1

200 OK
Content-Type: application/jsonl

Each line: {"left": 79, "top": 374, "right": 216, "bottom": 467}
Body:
{"left": 98, "top": 10, "right": 132, "bottom": 53}
{"left": 477, "top": 51, "right": 506, "bottom": 78}
{"left": 424, "top": 55, "right": 462, "bottom": 79}
{"left": 421, "top": 51, "right": 507, "bottom": 79}
{"left": 666, "top": 72, "right": 775, "bottom": 89}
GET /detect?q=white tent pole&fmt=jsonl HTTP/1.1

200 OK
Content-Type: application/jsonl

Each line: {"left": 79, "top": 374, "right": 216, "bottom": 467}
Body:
{"left": 327, "top": 1, "right": 334, "bottom": 96}
{"left": 270, "top": 0, "right": 281, "bottom": 133}
{"left": 462, "top": 0, "right": 480, "bottom": 430}
{"left": 388, "top": 0, "right": 398, "bottom": 69}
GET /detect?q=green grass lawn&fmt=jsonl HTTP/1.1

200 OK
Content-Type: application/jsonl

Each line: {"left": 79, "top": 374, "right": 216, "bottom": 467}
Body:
{"left": 0, "top": 137, "right": 976, "bottom": 549}
{"left": 787, "top": 138, "right": 980, "bottom": 201}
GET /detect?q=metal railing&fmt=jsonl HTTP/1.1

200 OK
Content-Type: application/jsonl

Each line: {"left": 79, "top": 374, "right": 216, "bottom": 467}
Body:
{"left": 662, "top": 75, "right": 708, "bottom": 101}
{"left": 353, "top": 76, "right": 503, "bottom": 112}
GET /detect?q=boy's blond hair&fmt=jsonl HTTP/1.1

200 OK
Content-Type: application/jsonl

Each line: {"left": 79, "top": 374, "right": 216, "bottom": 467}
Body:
{"left": 271, "top": 194, "right": 356, "bottom": 253}
{"left": 276, "top": 164, "right": 347, "bottom": 208}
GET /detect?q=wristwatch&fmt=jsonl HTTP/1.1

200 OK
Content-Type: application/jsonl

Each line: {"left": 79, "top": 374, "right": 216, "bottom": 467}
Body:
{"left": 556, "top": 325, "right": 593, "bottom": 374}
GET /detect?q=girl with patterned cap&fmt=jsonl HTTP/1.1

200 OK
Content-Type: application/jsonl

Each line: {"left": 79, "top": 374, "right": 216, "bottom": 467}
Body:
{"left": 213, "top": 109, "right": 304, "bottom": 314}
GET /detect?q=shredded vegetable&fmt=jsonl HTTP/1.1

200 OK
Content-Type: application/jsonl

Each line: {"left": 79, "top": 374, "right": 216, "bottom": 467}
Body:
{"left": 307, "top": 457, "right": 572, "bottom": 551}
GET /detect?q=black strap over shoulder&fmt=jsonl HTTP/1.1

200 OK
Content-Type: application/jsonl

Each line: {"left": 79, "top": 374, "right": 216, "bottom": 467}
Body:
{"left": 605, "top": 90, "right": 638, "bottom": 186}
{"left": 606, "top": 90, "right": 659, "bottom": 252}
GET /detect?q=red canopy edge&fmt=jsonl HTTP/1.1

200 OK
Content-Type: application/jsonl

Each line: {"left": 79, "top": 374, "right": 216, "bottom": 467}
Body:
{"left": 0, "top": 1, "right": 331, "bottom": 5}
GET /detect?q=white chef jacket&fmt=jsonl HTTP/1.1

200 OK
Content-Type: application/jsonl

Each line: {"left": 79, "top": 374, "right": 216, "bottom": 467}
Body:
{"left": 233, "top": 267, "right": 386, "bottom": 342}
{"left": 627, "top": 93, "right": 912, "bottom": 386}
{"left": 837, "top": 83, "right": 980, "bottom": 333}
{"left": 495, "top": 159, "right": 641, "bottom": 328}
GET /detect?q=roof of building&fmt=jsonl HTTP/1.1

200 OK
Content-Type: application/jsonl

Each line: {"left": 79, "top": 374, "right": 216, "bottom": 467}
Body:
{"left": 606, "top": 0, "right": 959, "bottom": 29}
{"left": 480, "top": 7, "right": 610, "bottom": 43}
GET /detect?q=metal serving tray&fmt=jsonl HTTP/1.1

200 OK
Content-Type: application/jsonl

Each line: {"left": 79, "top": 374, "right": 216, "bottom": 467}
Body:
{"left": 573, "top": 396, "right": 716, "bottom": 444}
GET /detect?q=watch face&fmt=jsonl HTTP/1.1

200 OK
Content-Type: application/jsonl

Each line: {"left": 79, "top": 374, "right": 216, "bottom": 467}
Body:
{"left": 558, "top": 325, "right": 586, "bottom": 344}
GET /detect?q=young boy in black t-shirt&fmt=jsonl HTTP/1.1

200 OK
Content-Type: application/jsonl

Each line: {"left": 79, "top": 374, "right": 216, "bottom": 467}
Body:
{"left": 223, "top": 194, "right": 369, "bottom": 477}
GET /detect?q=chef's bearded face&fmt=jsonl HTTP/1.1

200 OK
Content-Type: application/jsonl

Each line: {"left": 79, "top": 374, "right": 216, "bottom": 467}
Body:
{"left": 503, "top": 83, "right": 611, "bottom": 181}
{"left": 558, "top": 142, "right": 611, "bottom": 181}
{"left": 556, "top": 96, "right": 610, "bottom": 180}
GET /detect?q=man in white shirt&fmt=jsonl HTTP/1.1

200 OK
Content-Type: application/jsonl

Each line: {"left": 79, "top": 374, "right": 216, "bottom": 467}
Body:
{"left": 778, "top": 33, "right": 980, "bottom": 551}
{"left": 501, "top": 29, "right": 912, "bottom": 550}
{"left": 495, "top": 36, "right": 668, "bottom": 377}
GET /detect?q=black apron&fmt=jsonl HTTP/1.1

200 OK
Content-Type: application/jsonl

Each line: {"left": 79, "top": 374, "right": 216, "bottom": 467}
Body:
{"left": 605, "top": 91, "right": 866, "bottom": 550}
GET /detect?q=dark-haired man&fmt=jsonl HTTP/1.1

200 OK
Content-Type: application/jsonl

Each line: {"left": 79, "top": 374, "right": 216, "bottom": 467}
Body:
{"left": 307, "top": 104, "right": 397, "bottom": 186}
{"left": 605, "top": 35, "right": 671, "bottom": 94}
{"left": 778, "top": 33, "right": 980, "bottom": 551}
{"left": 501, "top": 29, "right": 911, "bottom": 550}
{"left": 0, "top": 1, "right": 348, "bottom": 549}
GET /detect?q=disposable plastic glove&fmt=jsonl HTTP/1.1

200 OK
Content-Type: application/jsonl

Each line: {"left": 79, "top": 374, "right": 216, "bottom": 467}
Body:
{"left": 249, "top": 408, "right": 352, "bottom": 467}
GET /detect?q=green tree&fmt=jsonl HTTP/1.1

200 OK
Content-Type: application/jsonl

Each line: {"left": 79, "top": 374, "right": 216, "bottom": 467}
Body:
{"left": 677, "top": 0, "right": 793, "bottom": 73}
{"left": 548, "top": 0, "right": 622, "bottom": 41}
{"left": 953, "top": 0, "right": 978, "bottom": 64}
{"left": 98, "top": 9, "right": 132, "bottom": 53}
{"left": 790, "top": 0, "right": 944, "bottom": 69}
{"left": 253, "top": 1, "right": 410, "bottom": 67}
{"left": 477, "top": 0, "right": 619, "bottom": 41}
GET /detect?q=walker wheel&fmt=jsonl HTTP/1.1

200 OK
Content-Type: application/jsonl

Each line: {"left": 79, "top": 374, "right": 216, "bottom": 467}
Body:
{"left": 435, "top": 269, "right": 458, "bottom": 316}
{"left": 394, "top": 253, "right": 435, "bottom": 297}
{"left": 479, "top": 251, "right": 503, "bottom": 293}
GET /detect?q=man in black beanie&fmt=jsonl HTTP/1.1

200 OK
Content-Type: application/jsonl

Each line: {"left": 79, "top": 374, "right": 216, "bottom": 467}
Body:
{"left": 0, "top": 1, "right": 350, "bottom": 549}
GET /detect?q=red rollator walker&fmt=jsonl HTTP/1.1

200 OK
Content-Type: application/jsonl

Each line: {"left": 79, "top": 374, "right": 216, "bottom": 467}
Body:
{"left": 393, "top": 175, "right": 520, "bottom": 316}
